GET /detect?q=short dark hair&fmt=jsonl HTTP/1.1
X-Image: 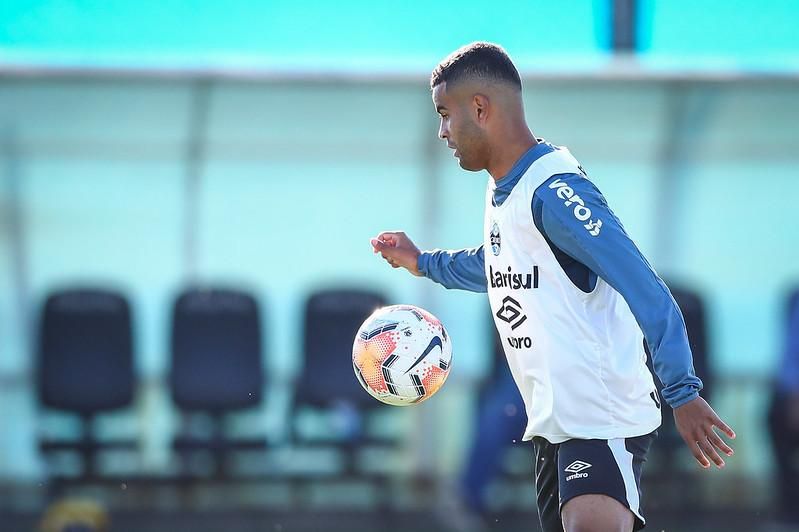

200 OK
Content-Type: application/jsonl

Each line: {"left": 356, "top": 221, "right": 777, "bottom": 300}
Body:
{"left": 430, "top": 42, "right": 521, "bottom": 91}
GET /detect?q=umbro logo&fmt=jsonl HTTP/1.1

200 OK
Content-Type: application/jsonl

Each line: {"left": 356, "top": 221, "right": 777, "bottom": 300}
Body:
{"left": 495, "top": 296, "right": 527, "bottom": 330}
{"left": 564, "top": 460, "right": 592, "bottom": 473}
{"left": 564, "top": 460, "right": 592, "bottom": 481}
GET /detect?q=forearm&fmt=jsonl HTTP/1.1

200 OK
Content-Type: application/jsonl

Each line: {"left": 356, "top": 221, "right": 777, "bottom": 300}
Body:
{"left": 418, "top": 246, "right": 487, "bottom": 293}
{"left": 628, "top": 278, "right": 703, "bottom": 407}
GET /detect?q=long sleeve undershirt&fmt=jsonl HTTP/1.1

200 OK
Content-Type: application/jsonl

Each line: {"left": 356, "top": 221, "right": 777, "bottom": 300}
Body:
{"left": 417, "top": 141, "right": 702, "bottom": 408}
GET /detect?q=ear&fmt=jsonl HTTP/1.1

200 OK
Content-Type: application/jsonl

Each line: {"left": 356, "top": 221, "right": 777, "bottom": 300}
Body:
{"left": 472, "top": 93, "right": 489, "bottom": 125}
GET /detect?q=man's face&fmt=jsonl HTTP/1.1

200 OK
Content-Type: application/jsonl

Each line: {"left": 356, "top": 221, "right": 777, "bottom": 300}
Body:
{"left": 432, "top": 82, "right": 488, "bottom": 172}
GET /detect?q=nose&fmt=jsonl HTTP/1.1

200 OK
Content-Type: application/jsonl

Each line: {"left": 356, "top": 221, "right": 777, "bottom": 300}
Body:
{"left": 438, "top": 120, "right": 448, "bottom": 140}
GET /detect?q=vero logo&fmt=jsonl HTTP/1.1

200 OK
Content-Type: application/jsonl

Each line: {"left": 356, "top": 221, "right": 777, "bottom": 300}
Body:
{"left": 564, "top": 460, "right": 592, "bottom": 481}
{"left": 547, "top": 178, "right": 603, "bottom": 236}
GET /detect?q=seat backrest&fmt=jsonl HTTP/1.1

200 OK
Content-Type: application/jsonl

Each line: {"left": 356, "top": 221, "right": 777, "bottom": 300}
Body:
{"left": 170, "top": 288, "right": 264, "bottom": 411}
{"left": 296, "top": 288, "right": 387, "bottom": 408}
{"left": 37, "top": 288, "right": 134, "bottom": 414}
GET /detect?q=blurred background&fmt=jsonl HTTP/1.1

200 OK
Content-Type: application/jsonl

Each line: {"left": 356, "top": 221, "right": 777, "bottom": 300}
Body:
{"left": 1, "top": 1, "right": 798, "bottom": 531}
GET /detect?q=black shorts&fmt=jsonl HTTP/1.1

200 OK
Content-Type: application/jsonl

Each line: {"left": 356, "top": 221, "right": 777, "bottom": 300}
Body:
{"left": 533, "top": 431, "right": 657, "bottom": 532}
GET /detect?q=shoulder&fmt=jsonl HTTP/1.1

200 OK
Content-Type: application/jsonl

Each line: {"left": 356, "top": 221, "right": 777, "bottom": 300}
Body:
{"left": 534, "top": 172, "right": 598, "bottom": 203}
{"left": 533, "top": 172, "right": 609, "bottom": 239}
{"left": 534, "top": 172, "right": 608, "bottom": 207}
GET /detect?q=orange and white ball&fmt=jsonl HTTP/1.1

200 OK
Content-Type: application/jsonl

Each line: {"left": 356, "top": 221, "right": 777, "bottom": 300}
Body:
{"left": 352, "top": 305, "right": 453, "bottom": 406}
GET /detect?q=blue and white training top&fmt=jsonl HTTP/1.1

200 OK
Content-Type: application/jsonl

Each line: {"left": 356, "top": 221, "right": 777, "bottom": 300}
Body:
{"left": 418, "top": 140, "right": 702, "bottom": 441}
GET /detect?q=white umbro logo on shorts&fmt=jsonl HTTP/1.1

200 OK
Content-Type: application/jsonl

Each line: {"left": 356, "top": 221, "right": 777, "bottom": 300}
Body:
{"left": 564, "top": 460, "right": 592, "bottom": 473}
{"left": 564, "top": 460, "right": 592, "bottom": 481}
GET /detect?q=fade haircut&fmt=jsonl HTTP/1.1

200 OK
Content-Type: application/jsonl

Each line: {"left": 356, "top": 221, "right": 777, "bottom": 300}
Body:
{"left": 430, "top": 42, "right": 522, "bottom": 91}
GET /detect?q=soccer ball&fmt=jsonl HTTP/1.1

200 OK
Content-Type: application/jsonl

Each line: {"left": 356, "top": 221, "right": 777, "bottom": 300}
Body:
{"left": 352, "top": 304, "right": 452, "bottom": 406}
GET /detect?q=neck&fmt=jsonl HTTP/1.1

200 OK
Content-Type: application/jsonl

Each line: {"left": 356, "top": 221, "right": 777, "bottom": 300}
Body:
{"left": 486, "top": 128, "right": 537, "bottom": 181}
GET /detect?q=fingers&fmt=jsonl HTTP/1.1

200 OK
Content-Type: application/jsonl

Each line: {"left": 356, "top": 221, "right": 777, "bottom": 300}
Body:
{"left": 707, "top": 428, "right": 734, "bottom": 457}
{"left": 381, "top": 234, "right": 398, "bottom": 246}
{"left": 370, "top": 239, "right": 400, "bottom": 267}
{"left": 713, "top": 415, "right": 736, "bottom": 440}
{"left": 697, "top": 437, "right": 725, "bottom": 468}
{"left": 376, "top": 231, "right": 403, "bottom": 246}
{"left": 686, "top": 427, "right": 733, "bottom": 470}
{"left": 371, "top": 233, "right": 401, "bottom": 253}
{"left": 684, "top": 425, "right": 732, "bottom": 469}
{"left": 674, "top": 397, "right": 735, "bottom": 471}
{"left": 689, "top": 441, "right": 710, "bottom": 469}
{"left": 371, "top": 237, "right": 392, "bottom": 249}
{"left": 370, "top": 232, "right": 421, "bottom": 276}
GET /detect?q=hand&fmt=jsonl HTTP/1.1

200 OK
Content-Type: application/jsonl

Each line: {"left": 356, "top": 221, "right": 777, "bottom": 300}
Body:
{"left": 673, "top": 396, "right": 736, "bottom": 469}
{"left": 370, "top": 231, "right": 422, "bottom": 276}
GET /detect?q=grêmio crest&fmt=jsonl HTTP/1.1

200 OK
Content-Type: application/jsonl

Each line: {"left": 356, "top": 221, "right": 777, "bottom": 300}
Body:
{"left": 490, "top": 221, "right": 501, "bottom": 256}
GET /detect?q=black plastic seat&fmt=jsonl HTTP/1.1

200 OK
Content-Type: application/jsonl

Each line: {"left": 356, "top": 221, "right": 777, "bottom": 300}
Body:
{"left": 641, "top": 283, "right": 712, "bottom": 510}
{"left": 479, "top": 317, "right": 528, "bottom": 484}
{"left": 169, "top": 287, "right": 266, "bottom": 478}
{"left": 37, "top": 288, "right": 136, "bottom": 479}
{"left": 295, "top": 288, "right": 387, "bottom": 410}
{"left": 767, "top": 287, "right": 799, "bottom": 524}
{"left": 290, "top": 288, "right": 394, "bottom": 485}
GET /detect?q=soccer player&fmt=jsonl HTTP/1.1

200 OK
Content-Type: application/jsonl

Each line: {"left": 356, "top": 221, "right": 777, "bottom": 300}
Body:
{"left": 371, "top": 42, "right": 735, "bottom": 532}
